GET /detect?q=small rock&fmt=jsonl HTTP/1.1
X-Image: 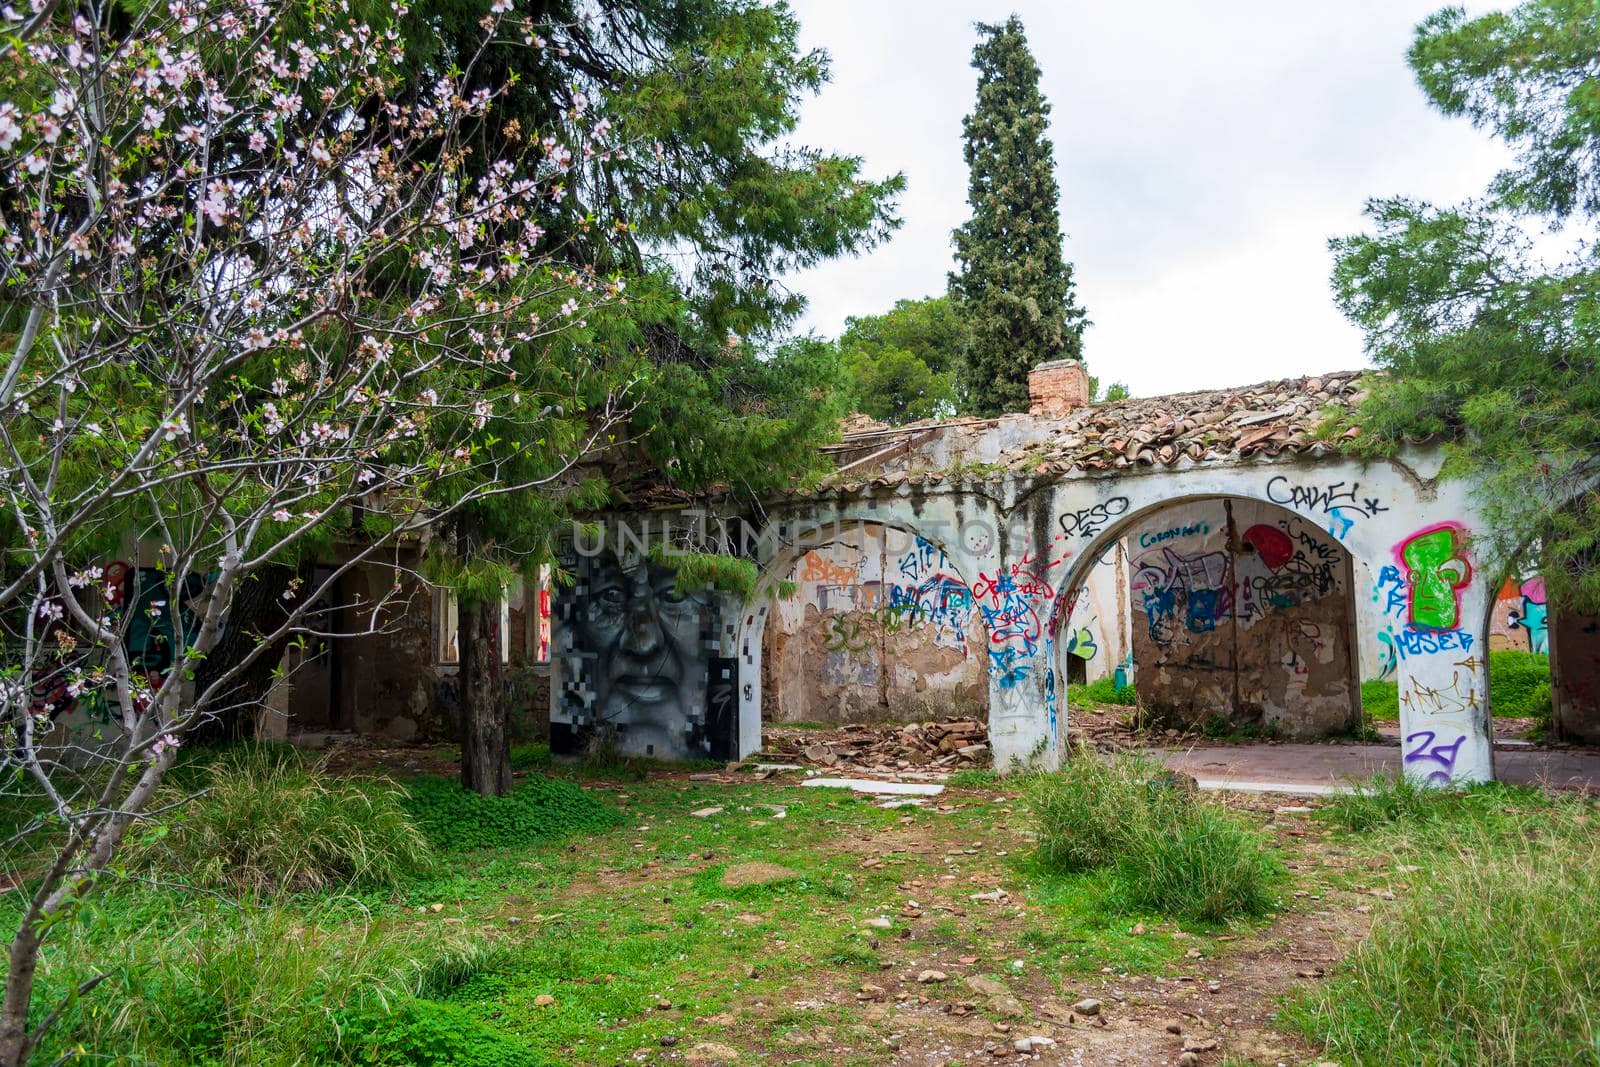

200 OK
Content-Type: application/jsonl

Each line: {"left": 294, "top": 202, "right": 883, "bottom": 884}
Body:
{"left": 655, "top": 998, "right": 672, "bottom": 1010}
{"left": 1013, "top": 1036, "right": 1057, "bottom": 1052}
{"left": 686, "top": 1042, "right": 741, "bottom": 1063}
{"left": 659, "top": 1035, "right": 678, "bottom": 1047}
{"left": 863, "top": 916, "right": 894, "bottom": 929}
{"left": 506, "top": 916, "right": 521, "bottom": 926}
{"left": 1131, "top": 922, "right": 1146, "bottom": 935}
{"left": 965, "top": 975, "right": 1009, "bottom": 997}
{"left": 429, "top": 903, "right": 444, "bottom": 913}
{"left": 969, "top": 889, "right": 1009, "bottom": 903}
{"left": 857, "top": 983, "right": 885, "bottom": 1001}
{"left": 1165, "top": 1020, "right": 1183, "bottom": 1035}
{"left": 918, "top": 970, "right": 948, "bottom": 983}
{"left": 691, "top": 806, "right": 724, "bottom": 818}
{"left": 1071, "top": 997, "right": 1101, "bottom": 1017}
{"left": 533, "top": 994, "right": 555, "bottom": 1007}
{"left": 1183, "top": 1038, "right": 1219, "bottom": 1053}
{"left": 1206, "top": 980, "right": 1222, "bottom": 994}
{"left": 1178, "top": 1054, "right": 1201, "bottom": 1067}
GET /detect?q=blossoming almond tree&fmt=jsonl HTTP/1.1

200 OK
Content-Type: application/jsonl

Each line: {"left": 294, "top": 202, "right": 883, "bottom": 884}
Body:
{"left": 0, "top": 0, "right": 630, "bottom": 1058}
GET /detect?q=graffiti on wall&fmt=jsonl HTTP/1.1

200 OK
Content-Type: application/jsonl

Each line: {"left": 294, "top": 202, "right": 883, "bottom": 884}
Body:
{"left": 553, "top": 548, "right": 736, "bottom": 761}
{"left": 1399, "top": 523, "right": 1472, "bottom": 631}
{"left": 1265, "top": 475, "right": 1389, "bottom": 539}
{"left": 1494, "top": 576, "right": 1548, "bottom": 654}
{"left": 1058, "top": 496, "right": 1130, "bottom": 540}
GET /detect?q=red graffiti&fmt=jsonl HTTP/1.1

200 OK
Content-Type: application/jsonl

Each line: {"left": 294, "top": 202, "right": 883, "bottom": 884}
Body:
{"left": 1242, "top": 524, "right": 1294, "bottom": 569}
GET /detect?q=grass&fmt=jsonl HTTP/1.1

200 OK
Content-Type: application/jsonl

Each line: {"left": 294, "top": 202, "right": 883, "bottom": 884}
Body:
{"left": 1362, "top": 650, "right": 1551, "bottom": 725}
{"left": 1066, "top": 675, "right": 1138, "bottom": 707}
{"left": 1027, "top": 748, "right": 1282, "bottom": 922}
{"left": 127, "top": 744, "right": 431, "bottom": 895}
{"left": 1288, "top": 781, "right": 1600, "bottom": 1065}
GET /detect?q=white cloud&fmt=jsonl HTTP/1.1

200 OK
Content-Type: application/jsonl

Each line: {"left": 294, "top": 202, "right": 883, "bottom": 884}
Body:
{"left": 781, "top": 0, "right": 1513, "bottom": 397}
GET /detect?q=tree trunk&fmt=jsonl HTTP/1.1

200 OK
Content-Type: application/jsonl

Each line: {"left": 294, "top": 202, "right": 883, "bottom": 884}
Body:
{"left": 459, "top": 597, "right": 512, "bottom": 796}
{"left": 188, "top": 563, "right": 296, "bottom": 745}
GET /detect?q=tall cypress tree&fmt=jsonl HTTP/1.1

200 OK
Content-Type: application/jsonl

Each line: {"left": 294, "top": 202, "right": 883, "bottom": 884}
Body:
{"left": 950, "top": 16, "right": 1087, "bottom": 416}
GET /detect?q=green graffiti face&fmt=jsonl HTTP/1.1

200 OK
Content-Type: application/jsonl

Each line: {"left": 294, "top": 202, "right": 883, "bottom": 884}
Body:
{"left": 1402, "top": 526, "right": 1471, "bottom": 630}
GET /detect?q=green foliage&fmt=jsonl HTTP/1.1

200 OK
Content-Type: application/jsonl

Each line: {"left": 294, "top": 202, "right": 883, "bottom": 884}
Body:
{"left": 1067, "top": 676, "right": 1138, "bottom": 707}
{"left": 1490, "top": 648, "right": 1553, "bottom": 718}
{"left": 126, "top": 745, "right": 430, "bottom": 896}
{"left": 338, "top": 998, "right": 549, "bottom": 1067}
{"left": 950, "top": 16, "right": 1088, "bottom": 416}
{"left": 833, "top": 295, "right": 967, "bottom": 422}
{"left": 1028, "top": 749, "right": 1281, "bottom": 922}
{"left": 646, "top": 544, "right": 761, "bottom": 598}
{"left": 1360, "top": 678, "right": 1400, "bottom": 721}
{"left": 1334, "top": 0, "right": 1600, "bottom": 610}
{"left": 1288, "top": 789, "right": 1598, "bottom": 1065}
{"left": 401, "top": 774, "right": 624, "bottom": 853}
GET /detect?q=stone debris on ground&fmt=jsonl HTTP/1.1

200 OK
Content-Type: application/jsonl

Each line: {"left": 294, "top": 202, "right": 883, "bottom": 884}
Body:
{"left": 765, "top": 718, "right": 991, "bottom": 773}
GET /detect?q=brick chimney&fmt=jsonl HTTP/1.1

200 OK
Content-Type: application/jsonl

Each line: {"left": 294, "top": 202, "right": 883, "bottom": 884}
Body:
{"left": 1028, "top": 359, "right": 1089, "bottom": 418}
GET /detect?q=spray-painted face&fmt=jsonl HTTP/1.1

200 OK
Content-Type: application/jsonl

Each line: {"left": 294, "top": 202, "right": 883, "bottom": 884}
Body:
{"left": 575, "top": 552, "right": 709, "bottom": 758}
{"left": 1401, "top": 526, "right": 1471, "bottom": 631}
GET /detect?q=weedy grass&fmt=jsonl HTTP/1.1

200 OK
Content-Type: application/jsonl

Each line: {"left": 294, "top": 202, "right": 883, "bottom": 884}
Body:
{"left": 1027, "top": 748, "right": 1282, "bottom": 923}
{"left": 19, "top": 894, "right": 532, "bottom": 1066}
{"left": 127, "top": 744, "right": 431, "bottom": 895}
{"left": 1288, "top": 787, "right": 1600, "bottom": 1065}
{"left": 1362, "top": 651, "right": 1549, "bottom": 726}
{"left": 1360, "top": 678, "right": 1399, "bottom": 722}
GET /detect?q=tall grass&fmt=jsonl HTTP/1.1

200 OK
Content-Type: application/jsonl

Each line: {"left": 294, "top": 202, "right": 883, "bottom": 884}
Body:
{"left": 128, "top": 744, "right": 431, "bottom": 894}
{"left": 1027, "top": 748, "right": 1281, "bottom": 922}
{"left": 22, "top": 894, "right": 520, "bottom": 1064}
{"left": 1288, "top": 796, "right": 1600, "bottom": 1065}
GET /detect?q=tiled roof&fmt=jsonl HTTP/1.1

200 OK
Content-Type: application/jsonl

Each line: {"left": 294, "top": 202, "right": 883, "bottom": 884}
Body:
{"left": 998, "top": 370, "right": 1367, "bottom": 475}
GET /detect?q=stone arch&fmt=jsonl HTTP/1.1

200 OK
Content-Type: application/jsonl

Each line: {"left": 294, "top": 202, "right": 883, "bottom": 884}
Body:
{"left": 1044, "top": 490, "right": 1366, "bottom": 742}
{"left": 734, "top": 509, "right": 991, "bottom": 756}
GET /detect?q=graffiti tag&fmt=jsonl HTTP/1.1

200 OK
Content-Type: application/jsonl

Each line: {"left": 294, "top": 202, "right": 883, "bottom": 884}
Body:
{"left": 1058, "top": 496, "right": 1130, "bottom": 539}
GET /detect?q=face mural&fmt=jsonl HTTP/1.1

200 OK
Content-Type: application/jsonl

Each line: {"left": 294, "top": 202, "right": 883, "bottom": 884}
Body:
{"left": 554, "top": 549, "right": 736, "bottom": 761}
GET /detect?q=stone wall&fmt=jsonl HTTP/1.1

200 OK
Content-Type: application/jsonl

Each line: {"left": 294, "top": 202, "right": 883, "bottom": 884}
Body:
{"left": 762, "top": 525, "right": 986, "bottom": 724}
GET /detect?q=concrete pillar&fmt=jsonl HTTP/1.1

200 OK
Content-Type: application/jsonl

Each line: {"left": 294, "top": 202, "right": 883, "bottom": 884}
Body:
{"left": 1550, "top": 607, "right": 1600, "bottom": 745}
{"left": 1392, "top": 523, "right": 1493, "bottom": 784}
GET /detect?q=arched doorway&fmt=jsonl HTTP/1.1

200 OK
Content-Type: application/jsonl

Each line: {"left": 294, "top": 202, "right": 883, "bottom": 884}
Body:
{"left": 1054, "top": 495, "right": 1362, "bottom": 738}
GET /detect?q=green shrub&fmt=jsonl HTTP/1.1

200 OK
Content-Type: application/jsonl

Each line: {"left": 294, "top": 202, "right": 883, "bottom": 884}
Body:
{"left": 1287, "top": 810, "right": 1600, "bottom": 1065}
{"left": 1490, "top": 649, "right": 1552, "bottom": 719}
{"left": 1027, "top": 748, "right": 1168, "bottom": 872}
{"left": 1030, "top": 749, "right": 1280, "bottom": 923}
{"left": 402, "top": 773, "right": 623, "bottom": 852}
{"left": 1067, "top": 676, "right": 1138, "bottom": 707}
{"left": 1116, "top": 806, "right": 1282, "bottom": 922}
{"left": 128, "top": 744, "right": 430, "bottom": 895}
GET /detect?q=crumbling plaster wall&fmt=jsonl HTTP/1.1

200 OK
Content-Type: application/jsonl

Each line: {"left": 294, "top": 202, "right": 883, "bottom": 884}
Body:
{"left": 762, "top": 524, "right": 986, "bottom": 725}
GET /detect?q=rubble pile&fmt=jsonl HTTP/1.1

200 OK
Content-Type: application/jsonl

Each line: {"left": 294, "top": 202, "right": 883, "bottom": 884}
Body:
{"left": 765, "top": 719, "right": 991, "bottom": 773}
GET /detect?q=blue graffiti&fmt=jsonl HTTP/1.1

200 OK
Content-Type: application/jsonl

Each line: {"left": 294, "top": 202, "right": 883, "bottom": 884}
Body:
{"left": 1389, "top": 626, "right": 1474, "bottom": 661}
{"left": 1186, "top": 588, "right": 1221, "bottom": 634}
{"left": 1375, "top": 565, "right": 1407, "bottom": 619}
{"left": 988, "top": 647, "right": 1030, "bottom": 688}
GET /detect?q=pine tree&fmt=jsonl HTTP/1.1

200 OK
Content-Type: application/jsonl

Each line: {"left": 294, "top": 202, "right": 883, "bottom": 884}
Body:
{"left": 950, "top": 16, "right": 1087, "bottom": 417}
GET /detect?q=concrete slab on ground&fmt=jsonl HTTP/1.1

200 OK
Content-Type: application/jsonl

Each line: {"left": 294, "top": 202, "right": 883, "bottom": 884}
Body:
{"left": 801, "top": 778, "right": 946, "bottom": 796}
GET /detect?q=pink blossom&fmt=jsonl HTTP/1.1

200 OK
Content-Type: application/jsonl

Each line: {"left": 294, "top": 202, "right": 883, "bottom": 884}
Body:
{"left": 0, "top": 103, "right": 21, "bottom": 150}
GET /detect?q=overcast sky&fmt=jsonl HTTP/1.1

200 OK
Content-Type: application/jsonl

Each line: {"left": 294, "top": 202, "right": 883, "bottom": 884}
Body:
{"left": 780, "top": 0, "right": 1512, "bottom": 398}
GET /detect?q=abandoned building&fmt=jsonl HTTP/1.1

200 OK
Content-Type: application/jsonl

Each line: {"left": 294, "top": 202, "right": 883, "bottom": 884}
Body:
{"left": 58, "top": 362, "right": 1597, "bottom": 784}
